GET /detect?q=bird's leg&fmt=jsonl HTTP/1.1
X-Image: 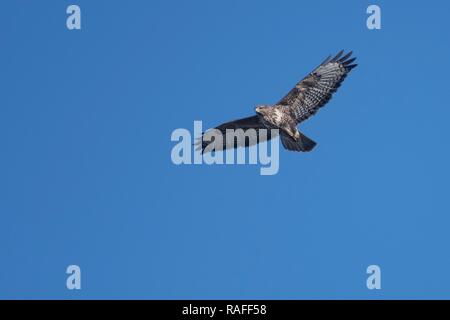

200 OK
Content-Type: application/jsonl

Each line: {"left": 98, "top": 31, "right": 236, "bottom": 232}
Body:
{"left": 293, "top": 130, "right": 300, "bottom": 141}
{"left": 284, "top": 125, "right": 300, "bottom": 141}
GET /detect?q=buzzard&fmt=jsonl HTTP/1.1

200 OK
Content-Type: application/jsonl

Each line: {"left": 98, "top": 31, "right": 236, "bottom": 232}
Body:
{"left": 197, "top": 50, "right": 357, "bottom": 152}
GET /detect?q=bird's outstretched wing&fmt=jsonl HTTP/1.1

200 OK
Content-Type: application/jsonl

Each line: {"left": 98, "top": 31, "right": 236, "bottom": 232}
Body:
{"left": 278, "top": 50, "right": 357, "bottom": 123}
{"left": 196, "top": 115, "right": 275, "bottom": 153}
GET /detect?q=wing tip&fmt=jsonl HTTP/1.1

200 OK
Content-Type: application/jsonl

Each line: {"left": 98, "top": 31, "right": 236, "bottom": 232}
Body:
{"left": 326, "top": 50, "right": 357, "bottom": 68}
{"left": 331, "top": 50, "right": 345, "bottom": 62}
{"left": 346, "top": 63, "right": 358, "bottom": 71}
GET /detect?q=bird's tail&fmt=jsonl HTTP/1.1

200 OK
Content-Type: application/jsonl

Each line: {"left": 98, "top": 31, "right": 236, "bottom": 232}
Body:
{"left": 280, "top": 132, "right": 316, "bottom": 152}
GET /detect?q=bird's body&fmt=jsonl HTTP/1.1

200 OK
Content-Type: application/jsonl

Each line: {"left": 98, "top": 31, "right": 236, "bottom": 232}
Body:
{"left": 197, "top": 50, "right": 357, "bottom": 153}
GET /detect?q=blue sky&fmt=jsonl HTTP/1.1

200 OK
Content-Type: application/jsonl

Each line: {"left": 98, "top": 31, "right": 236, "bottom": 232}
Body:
{"left": 1, "top": 0, "right": 449, "bottom": 299}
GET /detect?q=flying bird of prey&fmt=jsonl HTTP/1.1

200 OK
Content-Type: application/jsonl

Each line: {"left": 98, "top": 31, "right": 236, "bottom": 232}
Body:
{"left": 197, "top": 50, "right": 357, "bottom": 152}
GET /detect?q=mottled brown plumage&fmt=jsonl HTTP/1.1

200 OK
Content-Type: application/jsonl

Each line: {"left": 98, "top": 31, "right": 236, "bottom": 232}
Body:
{"left": 197, "top": 50, "right": 357, "bottom": 152}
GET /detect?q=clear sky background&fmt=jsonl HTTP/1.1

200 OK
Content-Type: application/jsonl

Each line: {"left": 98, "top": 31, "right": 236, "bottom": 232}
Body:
{"left": 1, "top": 0, "right": 449, "bottom": 299}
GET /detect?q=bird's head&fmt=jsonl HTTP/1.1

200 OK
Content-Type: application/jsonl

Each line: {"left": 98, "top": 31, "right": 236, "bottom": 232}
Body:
{"left": 255, "top": 105, "right": 270, "bottom": 115}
